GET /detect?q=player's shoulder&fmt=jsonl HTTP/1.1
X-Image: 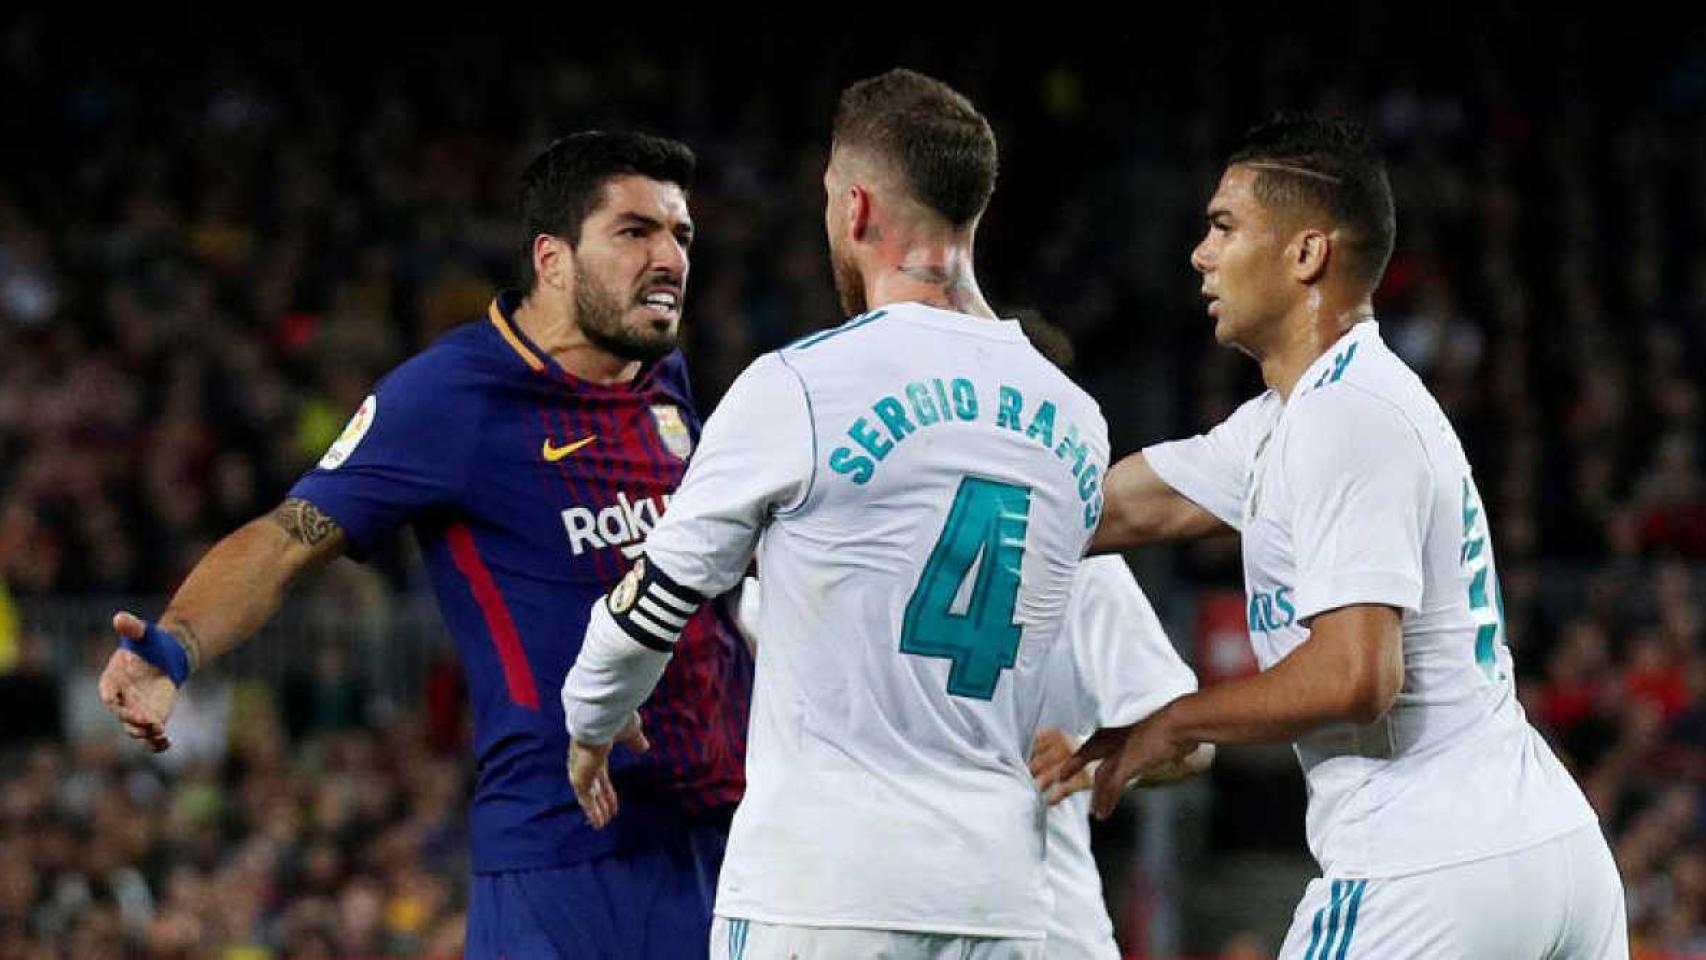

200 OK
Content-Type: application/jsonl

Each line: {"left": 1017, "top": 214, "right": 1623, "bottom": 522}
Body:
{"left": 778, "top": 306, "right": 897, "bottom": 356}
{"left": 641, "top": 348, "right": 694, "bottom": 395}
{"left": 1293, "top": 327, "right": 1428, "bottom": 424}
{"left": 1288, "top": 383, "right": 1417, "bottom": 461}
{"left": 388, "top": 320, "right": 500, "bottom": 381}
{"left": 364, "top": 321, "right": 501, "bottom": 421}
{"left": 1310, "top": 320, "right": 1429, "bottom": 390}
{"left": 726, "top": 348, "right": 796, "bottom": 387}
{"left": 1286, "top": 346, "right": 1437, "bottom": 480}
{"left": 651, "top": 348, "right": 690, "bottom": 379}
{"left": 1035, "top": 363, "right": 1108, "bottom": 446}
{"left": 778, "top": 302, "right": 1031, "bottom": 358}
{"left": 704, "top": 350, "right": 809, "bottom": 420}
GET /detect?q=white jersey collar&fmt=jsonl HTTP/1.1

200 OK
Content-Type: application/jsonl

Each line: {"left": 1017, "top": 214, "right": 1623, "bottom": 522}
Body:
{"left": 890, "top": 301, "right": 1028, "bottom": 342}
{"left": 1292, "top": 319, "right": 1381, "bottom": 402}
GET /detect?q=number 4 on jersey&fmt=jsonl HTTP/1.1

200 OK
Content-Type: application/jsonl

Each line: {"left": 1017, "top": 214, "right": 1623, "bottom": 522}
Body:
{"left": 901, "top": 477, "right": 1032, "bottom": 700}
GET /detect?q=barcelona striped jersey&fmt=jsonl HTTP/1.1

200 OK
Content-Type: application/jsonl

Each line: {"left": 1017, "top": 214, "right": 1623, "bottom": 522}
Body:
{"left": 291, "top": 290, "right": 750, "bottom": 872}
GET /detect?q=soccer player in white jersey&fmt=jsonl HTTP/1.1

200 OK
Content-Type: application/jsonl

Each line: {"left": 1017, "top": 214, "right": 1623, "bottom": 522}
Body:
{"left": 562, "top": 69, "right": 1111, "bottom": 959}
{"left": 739, "top": 554, "right": 1206, "bottom": 960}
{"left": 1041, "top": 116, "right": 1628, "bottom": 958}
{"left": 1011, "top": 314, "right": 1211, "bottom": 960}
{"left": 1031, "top": 555, "right": 1203, "bottom": 960}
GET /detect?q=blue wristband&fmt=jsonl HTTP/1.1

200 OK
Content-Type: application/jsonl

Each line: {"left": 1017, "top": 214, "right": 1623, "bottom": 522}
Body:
{"left": 119, "top": 620, "right": 192, "bottom": 687}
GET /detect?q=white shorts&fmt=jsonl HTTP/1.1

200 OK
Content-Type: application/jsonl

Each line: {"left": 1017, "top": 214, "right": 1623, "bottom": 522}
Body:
{"left": 710, "top": 917, "right": 1044, "bottom": 960}
{"left": 1278, "top": 824, "right": 1627, "bottom": 959}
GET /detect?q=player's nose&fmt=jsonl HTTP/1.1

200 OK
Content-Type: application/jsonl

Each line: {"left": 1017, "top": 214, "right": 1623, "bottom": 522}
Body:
{"left": 1190, "top": 237, "right": 1212, "bottom": 275}
{"left": 650, "top": 234, "right": 688, "bottom": 275}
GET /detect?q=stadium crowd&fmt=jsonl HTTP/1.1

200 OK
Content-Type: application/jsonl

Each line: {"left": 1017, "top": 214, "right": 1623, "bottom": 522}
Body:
{"left": 1, "top": 9, "right": 1704, "bottom": 958}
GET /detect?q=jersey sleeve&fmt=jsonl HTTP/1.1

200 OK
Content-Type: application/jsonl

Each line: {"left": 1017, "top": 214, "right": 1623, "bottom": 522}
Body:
{"left": 639, "top": 352, "right": 814, "bottom": 597}
{"left": 287, "top": 357, "right": 480, "bottom": 557}
{"left": 564, "top": 354, "right": 810, "bottom": 744}
{"left": 1067, "top": 556, "right": 1198, "bottom": 729}
{"left": 1142, "top": 391, "right": 1277, "bottom": 532}
{"left": 1286, "top": 389, "right": 1433, "bottom": 623}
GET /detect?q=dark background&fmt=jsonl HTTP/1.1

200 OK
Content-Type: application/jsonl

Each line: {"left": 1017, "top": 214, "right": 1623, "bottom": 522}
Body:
{"left": 1, "top": 7, "right": 1703, "bottom": 957}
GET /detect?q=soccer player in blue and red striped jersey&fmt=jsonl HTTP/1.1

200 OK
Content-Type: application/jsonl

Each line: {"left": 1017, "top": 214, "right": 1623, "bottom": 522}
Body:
{"left": 96, "top": 131, "right": 752, "bottom": 959}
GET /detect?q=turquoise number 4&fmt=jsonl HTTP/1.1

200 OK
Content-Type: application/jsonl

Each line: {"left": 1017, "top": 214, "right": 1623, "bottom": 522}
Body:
{"left": 901, "top": 477, "right": 1032, "bottom": 700}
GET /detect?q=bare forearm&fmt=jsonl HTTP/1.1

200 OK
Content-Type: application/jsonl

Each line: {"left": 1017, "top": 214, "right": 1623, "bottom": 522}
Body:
{"left": 1165, "top": 611, "right": 1403, "bottom": 746}
{"left": 1165, "top": 664, "right": 1362, "bottom": 747}
{"left": 1091, "top": 452, "right": 1229, "bottom": 553}
{"left": 159, "top": 499, "right": 345, "bottom": 669}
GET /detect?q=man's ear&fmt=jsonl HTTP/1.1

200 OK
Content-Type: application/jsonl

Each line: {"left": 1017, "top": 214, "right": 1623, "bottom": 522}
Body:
{"left": 848, "top": 184, "right": 873, "bottom": 243}
{"left": 1292, "top": 229, "right": 1330, "bottom": 285}
{"left": 534, "top": 234, "right": 575, "bottom": 292}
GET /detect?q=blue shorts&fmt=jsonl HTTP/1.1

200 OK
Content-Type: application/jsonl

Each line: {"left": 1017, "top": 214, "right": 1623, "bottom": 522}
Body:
{"left": 465, "top": 812, "right": 730, "bottom": 960}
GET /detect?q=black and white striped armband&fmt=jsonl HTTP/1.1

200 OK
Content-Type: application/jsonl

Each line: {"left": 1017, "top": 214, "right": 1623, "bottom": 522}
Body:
{"left": 605, "top": 557, "right": 705, "bottom": 651}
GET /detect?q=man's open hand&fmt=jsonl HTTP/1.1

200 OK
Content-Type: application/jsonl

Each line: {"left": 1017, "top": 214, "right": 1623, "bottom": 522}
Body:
{"left": 567, "top": 711, "right": 650, "bottom": 828}
{"left": 97, "top": 612, "right": 179, "bottom": 753}
{"left": 1029, "top": 727, "right": 1094, "bottom": 805}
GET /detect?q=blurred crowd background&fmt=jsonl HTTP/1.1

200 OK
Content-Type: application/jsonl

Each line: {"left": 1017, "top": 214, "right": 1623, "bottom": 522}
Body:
{"left": 2, "top": 7, "right": 1705, "bottom": 958}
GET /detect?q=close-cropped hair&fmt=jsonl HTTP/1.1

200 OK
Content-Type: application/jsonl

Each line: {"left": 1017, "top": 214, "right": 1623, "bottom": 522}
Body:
{"left": 833, "top": 68, "right": 998, "bottom": 228}
{"left": 1229, "top": 114, "right": 1396, "bottom": 290}
{"left": 519, "top": 130, "right": 696, "bottom": 259}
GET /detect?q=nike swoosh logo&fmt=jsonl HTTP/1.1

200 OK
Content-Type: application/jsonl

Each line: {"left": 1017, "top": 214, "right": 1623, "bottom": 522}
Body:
{"left": 542, "top": 435, "right": 597, "bottom": 462}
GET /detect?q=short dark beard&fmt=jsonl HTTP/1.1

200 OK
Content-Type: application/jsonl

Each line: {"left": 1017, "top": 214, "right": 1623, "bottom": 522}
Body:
{"left": 575, "top": 264, "right": 678, "bottom": 362}
{"left": 832, "top": 249, "right": 867, "bottom": 316}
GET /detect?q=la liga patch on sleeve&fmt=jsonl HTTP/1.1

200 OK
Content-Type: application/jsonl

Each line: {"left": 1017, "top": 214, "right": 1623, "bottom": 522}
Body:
{"left": 319, "top": 394, "right": 377, "bottom": 470}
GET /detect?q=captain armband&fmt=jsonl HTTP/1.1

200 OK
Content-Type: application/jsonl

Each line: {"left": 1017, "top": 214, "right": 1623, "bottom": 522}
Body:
{"left": 606, "top": 558, "right": 705, "bottom": 651}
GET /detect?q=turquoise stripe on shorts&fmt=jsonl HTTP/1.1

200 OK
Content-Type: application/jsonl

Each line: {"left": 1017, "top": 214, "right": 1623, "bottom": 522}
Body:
{"left": 728, "top": 918, "right": 748, "bottom": 960}
{"left": 1306, "top": 880, "right": 1354, "bottom": 960}
{"left": 1334, "top": 881, "right": 1368, "bottom": 959}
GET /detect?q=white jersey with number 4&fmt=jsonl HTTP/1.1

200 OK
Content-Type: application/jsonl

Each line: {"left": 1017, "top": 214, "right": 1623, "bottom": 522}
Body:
{"left": 641, "top": 302, "right": 1110, "bottom": 937}
{"left": 731, "top": 555, "right": 1196, "bottom": 958}
{"left": 1145, "top": 321, "right": 1596, "bottom": 879}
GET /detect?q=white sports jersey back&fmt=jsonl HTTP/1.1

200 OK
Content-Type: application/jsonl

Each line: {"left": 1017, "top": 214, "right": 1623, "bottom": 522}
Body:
{"left": 1146, "top": 321, "right": 1595, "bottom": 878}
{"left": 713, "top": 303, "right": 1109, "bottom": 936}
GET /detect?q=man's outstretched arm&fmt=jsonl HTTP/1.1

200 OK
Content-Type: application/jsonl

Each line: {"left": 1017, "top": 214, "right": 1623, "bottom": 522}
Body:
{"left": 1096, "top": 392, "right": 1284, "bottom": 552}
{"left": 99, "top": 497, "right": 348, "bottom": 751}
{"left": 1091, "top": 452, "right": 1231, "bottom": 553}
{"left": 1043, "top": 603, "right": 1404, "bottom": 818}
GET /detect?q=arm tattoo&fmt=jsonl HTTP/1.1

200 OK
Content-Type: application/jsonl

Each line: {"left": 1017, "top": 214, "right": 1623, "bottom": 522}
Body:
{"left": 271, "top": 497, "right": 341, "bottom": 548}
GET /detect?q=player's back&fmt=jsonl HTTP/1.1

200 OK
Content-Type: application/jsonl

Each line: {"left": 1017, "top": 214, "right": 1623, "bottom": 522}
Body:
{"left": 717, "top": 302, "right": 1110, "bottom": 937}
